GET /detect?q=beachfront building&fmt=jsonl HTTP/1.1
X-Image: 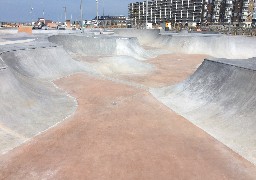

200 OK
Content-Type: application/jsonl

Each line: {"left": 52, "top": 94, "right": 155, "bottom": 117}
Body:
{"left": 212, "top": 0, "right": 225, "bottom": 22}
{"left": 232, "top": 0, "right": 243, "bottom": 24}
{"left": 225, "top": 0, "right": 234, "bottom": 23}
{"left": 241, "top": 0, "right": 255, "bottom": 26}
{"left": 254, "top": 0, "right": 256, "bottom": 25}
{"left": 128, "top": 0, "right": 207, "bottom": 27}
{"left": 98, "top": 15, "right": 127, "bottom": 28}
{"left": 129, "top": 0, "right": 256, "bottom": 27}
{"left": 203, "top": 0, "right": 254, "bottom": 26}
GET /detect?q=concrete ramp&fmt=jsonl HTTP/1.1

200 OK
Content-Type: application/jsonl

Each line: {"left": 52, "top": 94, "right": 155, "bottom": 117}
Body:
{"left": 113, "top": 29, "right": 161, "bottom": 45}
{"left": 114, "top": 29, "right": 256, "bottom": 59}
{"left": 93, "top": 56, "right": 155, "bottom": 75}
{"left": 0, "top": 67, "right": 76, "bottom": 154}
{"left": 48, "top": 35, "right": 153, "bottom": 60}
{"left": 151, "top": 58, "right": 256, "bottom": 164}
{"left": 0, "top": 45, "right": 97, "bottom": 154}
{"left": 157, "top": 35, "right": 256, "bottom": 59}
{"left": 1, "top": 47, "right": 94, "bottom": 80}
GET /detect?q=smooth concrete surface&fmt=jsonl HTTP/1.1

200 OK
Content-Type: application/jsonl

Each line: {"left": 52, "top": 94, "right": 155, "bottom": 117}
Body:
{"left": 48, "top": 34, "right": 153, "bottom": 60}
{"left": 0, "top": 65, "right": 76, "bottom": 154}
{"left": 114, "top": 29, "right": 256, "bottom": 59}
{"left": 0, "top": 38, "right": 97, "bottom": 154}
{"left": 1, "top": 29, "right": 256, "bottom": 179}
{"left": 151, "top": 58, "right": 256, "bottom": 165}
{"left": 2, "top": 47, "right": 94, "bottom": 80}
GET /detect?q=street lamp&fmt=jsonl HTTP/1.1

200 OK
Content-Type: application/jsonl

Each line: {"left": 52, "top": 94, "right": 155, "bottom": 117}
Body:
{"left": 103, "top": 0, "right": 105, "bottom": 29}
{"left": 30, "top": 7, "right": 34, "bottom": 25}
{"left": 80, "top": 0, "right": 83, "bottom": 28}
{"left": 96, "top": 0, "right": 99, "bottom": 27}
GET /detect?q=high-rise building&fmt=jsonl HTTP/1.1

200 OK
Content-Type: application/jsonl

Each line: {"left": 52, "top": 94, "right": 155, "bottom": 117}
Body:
{"left": 243, "top": 0, "right": 255, "bottom": 26}
{"left": 253, "top": 0, "right": 256, "bottom": 25}
{"left": 128, "top": 0, "right": 255, "bottom": 27}
{"left": 225, "top": 0, "right": 234, "bottom": 23}
{"left": 128, "top": 0, "right": 206, "bottom": 27}
{"left": 232, "top": 0, "right": 243, "bottom": 24}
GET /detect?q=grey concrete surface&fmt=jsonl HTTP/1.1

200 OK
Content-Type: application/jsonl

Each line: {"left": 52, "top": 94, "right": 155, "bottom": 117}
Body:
{"left": 2, "top": 47, "right": 94, "bottom": 80}
{"left": 1, "top": 29, "right": 256, "bottom": 168}
{"left": 0, "top": 36, "right": 98, "bottom": 154}
{"left": 151, "top": 58, "right": 256, "bottom": 165}
{"left": 114, "top": 29, "right": 256, "bottom": 59}
{"left": 0, "top": 65, "right": 77, "bottom": 154}
{"left": 156, "top": 35, "right": 256, "bottom": 59}
{"left": 93, "top": 55, "right": 155, "bottom": 75}
{"left": 48, "top": 34, "right": 153, "bottom": 60}
{"left": 114, "top": 29, "right": 161, "bottom": 45}
{"left": 0, "top": 31, "right": 159, "bottom": 155}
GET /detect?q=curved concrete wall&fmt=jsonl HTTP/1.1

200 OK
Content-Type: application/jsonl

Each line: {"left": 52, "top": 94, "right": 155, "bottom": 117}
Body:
{"left": 0, "top": 45, "right": 95, "bottom": 154}
{"left": 113, "top": 29, "right": 161, "bottom": 45}
{"left": 151, "top": 58, "right": 256, "bottom": 164}
{"left": 156, "top": 35, "right": 256, "bottom": 59}
{"left": 48, "top": 35, "right": 152, "bottom": 60}
{"left": 114, "top": 29, "right": 256, "bottom": 59}
{"left": 1, "top": 47, "right": 92, "bottom": 80}
{"left": 0, "top": 65, "right": 76, "bottom": 154}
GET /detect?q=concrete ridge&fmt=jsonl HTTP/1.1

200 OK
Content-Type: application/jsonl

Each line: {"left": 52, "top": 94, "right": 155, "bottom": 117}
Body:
{"left": 0, "top": 45, "right": 59, "bottom": 55}
{"left": 48, "top": 34, "right": 154, "bottom": 60}
{"left": 206, "top": 58, "right": 256, "bottom": 71}
{"left": 114, "top": 29, "right": 256, "bottom": 59}
{"left": 151, "top": 58, "right": 256, "bottom": 165}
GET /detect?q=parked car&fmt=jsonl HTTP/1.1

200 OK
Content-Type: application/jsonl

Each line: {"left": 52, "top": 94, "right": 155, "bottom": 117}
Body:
{"left": 42, "top": 26, "right": 48, "bottom": 30}
{"left": 57, "top": 25, "right": 66, "bottom": 30}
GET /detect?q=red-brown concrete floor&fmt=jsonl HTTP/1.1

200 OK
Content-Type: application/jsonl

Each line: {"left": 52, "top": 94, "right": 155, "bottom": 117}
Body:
{"left": 0, "top": 73, "right": 256, "bottom": 179}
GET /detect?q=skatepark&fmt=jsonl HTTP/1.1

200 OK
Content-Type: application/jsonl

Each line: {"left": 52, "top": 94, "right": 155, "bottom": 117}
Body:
{"left": 1, "top": 29, "right": 256, "bottom": 179}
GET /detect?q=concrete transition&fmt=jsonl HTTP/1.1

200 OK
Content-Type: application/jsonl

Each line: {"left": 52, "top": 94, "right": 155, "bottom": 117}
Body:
{"left": 151, "top": 57, "right": 256, "bottom": 165}
{"left": 114, "top": 29, "right": 256, "bottom": 59}
{"left": 2, "top": 47, "right": 93, "bottom": 80}
{"left": 0, "top": 32, "right": 158, "bottom": 154}
{"left": 94, "top": 56, "right": 155, "bottom": 75}
{"left": 48, "top": 35, "right": 153, "bottom": 60}
{"left": 48, "top": 34, "right": 156, "bottom": 76}
{"left": 1, "top": 29, "right": 256, "bottom": 178}
{"left": 114, "top": 29, "right": 161, "bottom": 45}
{"left": 0, "top": 45, "right": 95, "bottom": 154}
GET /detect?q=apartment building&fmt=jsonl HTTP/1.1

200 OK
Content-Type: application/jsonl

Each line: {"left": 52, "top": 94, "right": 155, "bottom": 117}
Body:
{"left": 129, "top": 0, "right": 256, "bottom": 27}
{"left": 243, "top": 0, "right": 254, "bottom": 24}
{"left": 254, "top": 0, "right": 256, "bottom": 25}
{"left": 232, "top": 0, "right": 243, "bottom": 23}
{"left": 212, "top": 0, "right": 255, "bottom": 26}
{"left": 128, "top": 0, "right": 206, "bottom": 27}
{"left": 225, "top": 0, "right": 234, "bottom": 23}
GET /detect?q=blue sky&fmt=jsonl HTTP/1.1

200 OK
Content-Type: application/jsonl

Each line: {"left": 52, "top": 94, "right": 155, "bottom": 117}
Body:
{"left": 0, "top": 0, "right": 135, "bottom": 22}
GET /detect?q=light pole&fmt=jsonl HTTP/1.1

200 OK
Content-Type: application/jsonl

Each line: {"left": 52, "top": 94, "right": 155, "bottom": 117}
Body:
{"left": 103, "top": 0, "right": 105, "bottom": 29}
{"left": 30, "top": 7, "right": 34, "bottom": 25}
{"left": 145, "top": 0, "right": 148, "bottom": 29}
{"left": 63, "top": 6, "right": 67, "bottom": 22}
{"left": 80, "top": 0, "right": 83, "bottom": 28}
{"left": 96, "top": 0, "right": 99, "bottom": 27}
